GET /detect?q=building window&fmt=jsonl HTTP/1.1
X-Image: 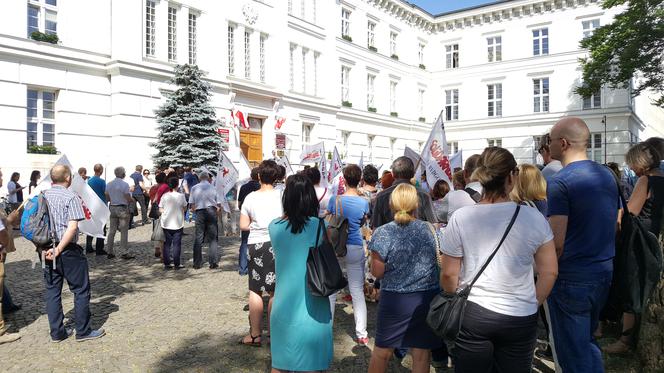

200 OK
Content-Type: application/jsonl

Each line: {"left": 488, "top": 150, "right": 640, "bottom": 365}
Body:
{"left": 341, "top": 66, "right": 350, "bottom": 103}
{"left": 342, "top": 131, "right": 351, "bottom": 158}
{"left": 587, "top": 132, "right": 604, "bottom": 163}
{"left": 582, "top": 19, "right": 600, "bottom": 39}
{"left": 300, "top": 0, "right": 306, "bottom": 19}
{"left": 445, "top": 44, "right": 459, "bottom": 69}
{"left": 533, "top": 28, "right": 549, "bottom": 56}
{"left": 418, "top": 43, "right": 425, "bottom": 65}
{"left": 27, "top": 0, "right": 58, "bottom": 38}
{"left": 487, "top": 83, "right": 502, "bottom": 117}
{"left": 188, "top": 13, "right": 197, "bottom": 64}
{"left": 390, "top": 81, "right": 397, "bottom": 113}
{"left": 533, "top": 78, "right": 550, "bottom": 113}
{"left": 367, "top": 74, "right": 375, "bottom": 109}
{"left": 418, "top": 89, "right": 425, "bottom": 118}
{"left": 447, "top": 141, "right": 459, "bottom": 154}
{"left": 487, "top": 36, "right": 502, "bottom": 62}
{"left": 301, "top": 48, "right": 307, "bottom": 93}
{"left": 302, "top": 123, "right": 313, "bottom": 146}
{"left": 228, "top": 25, "right": 235, "bottom": 75}
{"left": 367, "top": 21, "right": 375, "bottom": 48}
{"left": 390, "top": 32, "right": 398, "bottom": 56}
{"left": 583, "top": 89, "right": 601, "bottom": 109}
{"left": 289, "top": 44, "right": 295, "bottom": 90}
{"left": 445, "top": 89, "right": 459, "bottom": 121}
{"left": 533, "top": 135, "right": 543, "bottom": 163}
{"left": 259, "top": 34, "right": 266, "bottom": 83}
{"left": 288, "top": 0, "right": 293, "bottom": 15}
{"left": 27, "top": 89, "right": 56, "bottom": 150}
{"left": 244, "top": 30, "right": 252, "bottom": 79}
{"left": 487, "top": 138, "right": 502, "bottom": 147}
{"left": 341, "top": 8, "right": 350, "bottom": 38}
{"left": 145, "top": 1, "right": 155, "bottom": 56}
{"left": 168, "top": 6, "right": 177, "bottom": 62}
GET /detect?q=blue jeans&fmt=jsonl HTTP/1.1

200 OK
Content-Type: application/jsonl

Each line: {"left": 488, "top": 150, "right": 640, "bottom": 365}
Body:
{"left": 239, "top": 231, "right": 249, "bottom": 275}
{"left": 193, "top": 208, "right": 219, "bottom": 267}
{"left": 43, "top": 244, "right": 92, "bottom": 339}
{"left": 163, "top": 228, "right": 183, "bottom": 267}
{"left": 547, "top": 272, "right": 612, "bottom": 373}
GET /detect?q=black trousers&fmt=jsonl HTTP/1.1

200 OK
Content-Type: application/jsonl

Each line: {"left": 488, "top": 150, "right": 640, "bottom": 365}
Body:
{"left": 453, "top": 301, "right": 538, "bottom": 373}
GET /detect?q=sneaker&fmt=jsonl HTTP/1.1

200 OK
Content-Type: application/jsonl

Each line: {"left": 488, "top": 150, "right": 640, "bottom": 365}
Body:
{"left": 76, "top": 329, "right": 106, "bottom": 342}
{"left": 0, "top": 332, "right": 21, "bottom": 344}
{"left": 85, "top": 247, "right": 95, "bottom": 254}
{"left": 209, "top": 263, "right": 219, "bottom": 269}
{"left": 174, "top": 265, "right": 185, "bottom": 270}
{"left": 107, "top": 254, "right": 116, "bottom": 259}
{"left": 164, "top": 265, "right": 174, "bottom": 270}
{"left": 51, "top": 328, "right": 74, "bottom": 343}
{"left": 355, "top": 337, "right": 369, "bottom": 346}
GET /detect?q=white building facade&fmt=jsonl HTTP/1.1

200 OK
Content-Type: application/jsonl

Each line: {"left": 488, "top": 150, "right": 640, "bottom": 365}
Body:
{"left": 0, "top": 0, "right": 662, "bottom": 186}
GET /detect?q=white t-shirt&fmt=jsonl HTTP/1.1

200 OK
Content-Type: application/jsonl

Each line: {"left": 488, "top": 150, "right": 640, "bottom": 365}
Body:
{"left": 440, "top": 202, "right": 554, "bottom": 317}
{"left": 159, "top": 191, "right": 187, "bottom": 230}
{"left": 240, "top": 189, "right": 283, "bottom": 244}
{"left": 7, "top": 181, "right": 18, "bottom": 203}
{"left": 314, "top": 185, "right": 331, "bottom": 218}
{"left": 440, "top": 181, "right": 483, "bottom": 223}
{"left": 106, "top": 178, "right": 130, "bottom": 205}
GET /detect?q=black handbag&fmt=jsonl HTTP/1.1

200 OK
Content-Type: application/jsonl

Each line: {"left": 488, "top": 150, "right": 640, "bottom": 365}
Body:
{"left": 306, "top": 218, "right": 348, "bottom": 297}
{"left": 427, "top": 205, "right": 520, "bottom": 342}
{"left": 325, "top": 197, "right": 349, "bottom": 257}
{"left": 148, "top": 201, "right": 160, "bottom": 220}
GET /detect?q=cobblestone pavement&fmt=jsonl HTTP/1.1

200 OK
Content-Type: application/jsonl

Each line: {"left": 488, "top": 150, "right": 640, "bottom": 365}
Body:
{"left": 1, "top": 223, "right": 635, "bottom": 372}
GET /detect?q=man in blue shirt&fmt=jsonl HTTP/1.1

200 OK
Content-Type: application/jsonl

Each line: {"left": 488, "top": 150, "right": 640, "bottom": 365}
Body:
{"left": 546, "top": 117, "right": 619, "bottom": 373}
{"left": 129, "top": 165, "right": 148, "bottom": 226}
{"left": 85, "top": 164, "right": 107, "bottom": 255}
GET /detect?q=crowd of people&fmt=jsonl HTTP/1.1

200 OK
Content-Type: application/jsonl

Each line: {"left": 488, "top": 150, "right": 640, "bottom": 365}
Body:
{"left": 0, "top": 115, "right": 662, "bottom": 373}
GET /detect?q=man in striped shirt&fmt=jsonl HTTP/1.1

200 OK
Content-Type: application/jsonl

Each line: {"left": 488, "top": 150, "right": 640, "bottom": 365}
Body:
{"left": 42, "top": 165, "right": 105, "bottom": 342}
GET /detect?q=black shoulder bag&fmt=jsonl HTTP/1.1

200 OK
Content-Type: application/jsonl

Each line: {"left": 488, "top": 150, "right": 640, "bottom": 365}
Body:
{"left": 307, "top": 218, "right": 348, "bottom": 297}
{"left": 427, "top": 205, "right": 520, "bottom": 342}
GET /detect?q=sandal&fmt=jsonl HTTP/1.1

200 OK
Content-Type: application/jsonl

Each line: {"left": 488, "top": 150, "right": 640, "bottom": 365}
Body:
{"left": 239, "top": 334, "right": 262, "bottom": 347}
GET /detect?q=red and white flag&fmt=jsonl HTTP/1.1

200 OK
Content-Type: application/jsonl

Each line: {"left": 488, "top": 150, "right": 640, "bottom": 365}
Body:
{"left": 418, "top": 111, "right": 453, "bottom": 189}
{"left": 215, "top": 150, "right": 239, "bottom": 200}
{"left": 327, "top": 146, "right": 343, "bottom": 185}
{"left": 274, "top": 117, "right": 286, "bottom": 131}
{"left": 301, "top": 142, "right": 325, "bottom": 164}
{"left": 232, "top": 108, "right": 249, "bottom": 129}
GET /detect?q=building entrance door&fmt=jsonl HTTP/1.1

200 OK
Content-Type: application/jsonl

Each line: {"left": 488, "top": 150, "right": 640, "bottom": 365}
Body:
{"left": 240, "top": 130, "right": 262, "bottom": 167}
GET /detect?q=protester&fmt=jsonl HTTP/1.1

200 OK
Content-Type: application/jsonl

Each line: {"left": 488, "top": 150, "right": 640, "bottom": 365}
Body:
{"left": 274, "top": 165, "right": 286, "bottom": 191}
{"left": 77, "top": 167, "right": 88, "bottom": 181}
{"left": 606, "top": 162, "right": 634, "bottom": 199}
{"left": 431, "top": 180, "right": 451, "bottom": 224}
{"left": 237, "top": 168, "right": 260, "bottom": 275}
{"left": 239, "top": 160, "right": 282, "bottom": 347}
{"left": 28, "top": 170, "right": 41, "bottom": 194}
{"left": 510, "top": 164, "right": 548, "bottom": 216}
{"left": 0, "top": 169, "right": 21, "bottom": 344}
{"left": 546, "top": 117, "right": 619, "bottom": 372}
{"left": 189, "top": 172, "right": 220, "bottom": 269}
{"left": 379, "top": 171, "right": 394, "bottom": 190}
{"left": 436, "top": 154, "right": 481, "bottom": 224}
{"left": 327, "top": 164, "right": 370, "bottom": 345}
{"left": 105, "top": 167, "right": 133, "bottom": 260}
{"left": 539, "top": 134, "right": 563, "bottom": 180}
{"left": 303, "top": 167, "right": 331, "bottom": 218}
{"left": 6, "top": 172, "right": 24, "bottom": 211}
{"left": 604, "top": 142, "right": 664, "bottom": 354}
{"left": 359, "top": 164, "right": 379, "bottom": 215}
{"left": 268, "top": 173, "right": 333, "bottom": 372}
{"left": 368, "top": 183, "right": 442, "bottom": 373}
{"left": 371, "top": 157, "right": 435, "bottom": 229}
{"left": 452, "top": 169, "right": 465, "bottom": 191}
{"left": 85, "top": 164, "right": 107, "bottom": 255}
{"left": 143, "top": 168, "right": 154, "bottom": 207}
{"left": 182, "top": 166, "right": 198, "bottom": 222}
{"left": 159, "top": 177, "right": 187, "bottom": 270}
{"left": 440, "top": 146, "right": 558, "bottom": 372}
{"left": 644, "top": 137, "right": 664, "bottom": 171}
{"left": 221, "top": 186, "right": 239, "bottom": 237}
{"left": 129, "top": 165, "right": 149, "bottom": 225}
{"left": 43, "top": 165, "right": 105, "bottom": 342}
{"left": 150, "top": 172, "right": 168, "bottom": 258}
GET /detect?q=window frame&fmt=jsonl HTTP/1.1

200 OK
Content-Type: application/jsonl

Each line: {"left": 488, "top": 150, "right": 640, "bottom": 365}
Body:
{"left": 582, "top": 19, "right": 600, "bottom": 39}
{"left": 367, "top": 74, "right": 375, "bottom": 109}
{"left": 341, "top": 8, "right": 351, "bottom": 37}
{"left": 445, "top": 44, "right": 459, "bottom": 69}
{"left": 487, "top": 36, "right": 502, "bottom": 62}
{"left": 188, "top": 13, "right": 197, "bottom": 65}
{"left": 487, "top": 83, "right": 503, "bottom": 117}
{"left": 244, "top": 29, "right": 252, "bottom": 79}
{"left": 341, "top": 65, "right": 350, "bottom": 103}
{"left": 259, "top": 33, "right": 267, "bottom": 83}
{"left": 587, "top": 132, "right": 604, "bottom": 163}
{"left": 167, "top": 6, "right": 178, "bottom": 62}
{"left": 26, "top": 88, "right": 57, "bottom": 150}
{"left": 533, "top": 78, "right": 550, "bottom": 113}
{"left": 367, "top": 21, "right": 376, "bottom": 48}
{"left": 487, "top": 138, "right": 502, "bottom": 148}
{"left": 390, "top": 31, "right": 398, "bottom": 56}
{"left": 583, "top": 88, "right": 602, "bottom": 109}
{"left": 532, "top": 27, "right": 549, "bottom": 56}
{"left": 418, "top": 88, "right": 425, "bottom": 118}
{"left": 27, "top": 0, "right": 58, "bottom": 38}
{"left": 389, "top": 81, "right": 398, "bottom": 113}
{"left": 289, "top": 44, "right": 296, "bottom": 90}
{"left": 418, "top": 43, "right": 425, "bottom": 65}
{"left": 445, "top": 89, "right": 459, "bottom": 121}
{"left": 228, "top": 24, "right": 236, "bottom": 75}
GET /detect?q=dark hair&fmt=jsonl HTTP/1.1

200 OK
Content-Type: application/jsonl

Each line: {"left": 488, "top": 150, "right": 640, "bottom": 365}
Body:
{"left": 30, "top": 170, "right": 40, "bottom": 186}
{"left": 538, "top": 133, "right": 551, "bottom": 154}
{"left": 250, "top": 167, "right": 259, "bottom": 181}
{"left": 258, "top": 160, "right": 280, "bottom": 185}
{"left": 343, "top": 164, "right": 362, "bottom": 188}
{"left": 464, "top": 154, "right": 481, "bottom": 176}
{"left": 277, "top": 165, "right": 286, "bottom": 181}
{"left": 281, "top": 173, "right": 318, "bottom": 234}
{"left": 10, "top": 172, "right": 20, "bottom": 182}
{"left": 303, "top": 167, "right": 321, "bottom": 185}
{"left": 644, "top": 137, "right": 664, "bottom": 160}
{"left": 362, "top": 165, "right": 378, "bottom": 185}
{"left": 431, "top": 180, "right": 451, "bottom": 200}
{"left": 167, "top": 177, "right": 179, "bottom": 190}
{"left": 391, "top": 156, "right": 415, "bottom": 180}
{"left": 155, "top": 172, "right": 167, "bottom": 184}
{"left": 473, "top": 147, "right": 517, "bottom": 202}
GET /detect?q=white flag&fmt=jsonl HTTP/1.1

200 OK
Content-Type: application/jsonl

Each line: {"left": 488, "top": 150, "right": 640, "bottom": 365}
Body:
{"left": 215, "top": 151, "right": 239, "bottom": 199}
{"left": 275, "top": 156, "right": 294, "bottom": 177}
{"left": 404, "top": 146, "right": 422, "bottom": 170}
{"left": 327, "top": 146, "right": 343, "bottom": 184}
{"left": 29, "top": 155, "right": 110, "bottom": 238}
{"left": 418, "top": 111, "right": 453, "bottom": 189}
{"left": 301, "top": 142, "right": 325, "bottom": 164}
{"left": 450, "top": 150, "right": 463, "bottom": 171}
{"left": 358, "top": 152, "right": 364, "bottom": 170}
{"left": 319, "top": 143, "right": 328, "bottom": 188}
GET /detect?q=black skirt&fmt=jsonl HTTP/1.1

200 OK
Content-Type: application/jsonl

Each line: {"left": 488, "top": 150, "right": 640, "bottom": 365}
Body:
{"left": 248, "top": 241, "right": 275, "bottom": 293}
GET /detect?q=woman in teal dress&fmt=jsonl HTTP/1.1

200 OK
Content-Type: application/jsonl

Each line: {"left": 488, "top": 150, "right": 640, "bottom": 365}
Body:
{"left": 269, "top": 173, "right": 333, "bottom": 372}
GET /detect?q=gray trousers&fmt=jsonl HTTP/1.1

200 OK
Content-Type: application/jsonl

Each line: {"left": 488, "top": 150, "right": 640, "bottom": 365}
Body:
{"left": 107, "top": 205, "right": 130, "bottom": 255}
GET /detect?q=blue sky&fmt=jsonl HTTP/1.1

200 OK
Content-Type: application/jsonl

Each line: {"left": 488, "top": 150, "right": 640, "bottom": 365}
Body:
{"left": 409, "top": 0, "right": 500, "bottom": 15}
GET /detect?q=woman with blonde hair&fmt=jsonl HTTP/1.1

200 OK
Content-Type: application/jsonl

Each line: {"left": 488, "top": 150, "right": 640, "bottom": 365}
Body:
{"left": 368, "top": 183, "right": 442, "bottom": 373}
{"left": 510, "top": 163, "right": 548, "bottom": 216}
{"left": 441, "top": 147, "right": 558, "bottom": 372}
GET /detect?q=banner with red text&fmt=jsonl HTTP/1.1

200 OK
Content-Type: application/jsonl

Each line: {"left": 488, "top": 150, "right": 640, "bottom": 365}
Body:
{"left": 301, "top": 142, "right": 325, "bottom": 164}
{"left": 418, "top": 111, "right": 453, "bottom": 189}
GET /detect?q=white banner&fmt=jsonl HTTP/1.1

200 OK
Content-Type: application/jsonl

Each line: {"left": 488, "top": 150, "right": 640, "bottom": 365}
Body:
{"left": 29, "top": 154, "right": 110, "bottom": 239}
{"left": 300, "top": 142, "right": 325, "bottom": 164}
{"left": 275, "top": 156, "right": 294, "bottom": 177}
{"left": 418, "top": 111, "right": 453, "bottom": 189}
{"left": 319, "top": 143, "right": 328, "bottom": 188}
{"left": 450, "top": 150, "right": 463, "bottom": 172}
{"left": 404, "top": 146, "right": 422, "bottom": 170}
{"left": 215, "top": 151, "right": 239, "bottom": 200}
{"left": 358, "top": 152, "right": 364, "bottom": 170}
{"left": 327, "top": 146, "right": 343, "bottom": 185}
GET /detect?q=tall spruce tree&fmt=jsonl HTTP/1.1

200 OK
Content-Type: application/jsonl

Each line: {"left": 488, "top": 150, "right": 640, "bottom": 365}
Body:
{"left": 152, "top": 64, "right": 221, "bottom": 170}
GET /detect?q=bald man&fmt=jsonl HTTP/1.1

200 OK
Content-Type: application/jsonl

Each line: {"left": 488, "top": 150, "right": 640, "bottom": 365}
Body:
{"left": 545, "top": 117, "right": 619, "bottom": 372}
{"left": 42, "top": 165, "right": 105, "bottom": 342}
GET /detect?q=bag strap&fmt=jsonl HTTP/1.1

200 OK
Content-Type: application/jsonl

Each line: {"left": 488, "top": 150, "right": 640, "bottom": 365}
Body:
{"left": 313, "top": 217, "right": 324, "bottom": 248}
{"left": 318, "top": 188, "right": 327, "bottom": 203}
{"left": 426, "top": 222, "right": 443, "bottom": 270}
{"left": 336, "top": 196, "right": 344, "bottom": 216}
{"left": 468, "top": 205, "right": 520, "bottom": 288}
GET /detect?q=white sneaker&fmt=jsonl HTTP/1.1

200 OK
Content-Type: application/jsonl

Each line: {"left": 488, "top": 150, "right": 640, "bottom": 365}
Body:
{"left": 0, "top": 332, "right": 21, "bottom": 344}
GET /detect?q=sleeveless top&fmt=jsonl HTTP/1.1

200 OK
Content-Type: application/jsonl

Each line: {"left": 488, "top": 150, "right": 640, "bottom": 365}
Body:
{"left": 639, "top": 176, "right": 664, "bottom": 236}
